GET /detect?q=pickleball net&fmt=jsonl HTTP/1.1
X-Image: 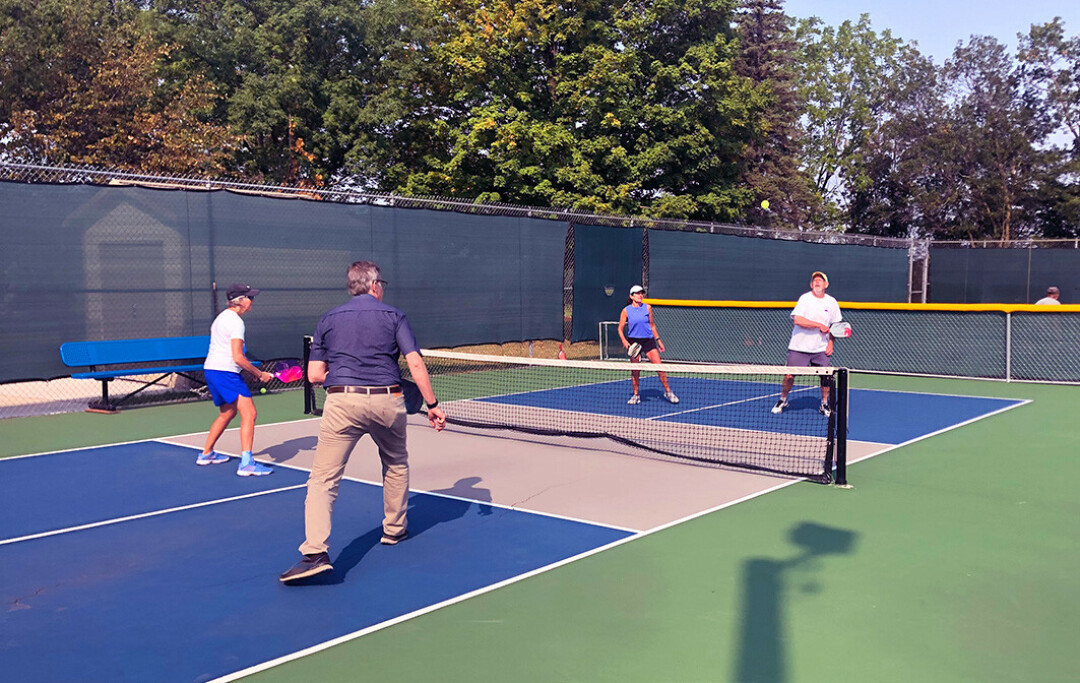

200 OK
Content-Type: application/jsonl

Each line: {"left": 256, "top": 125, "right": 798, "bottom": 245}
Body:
{"left": 304, "top": 345, "right": 848, "bottom": 483}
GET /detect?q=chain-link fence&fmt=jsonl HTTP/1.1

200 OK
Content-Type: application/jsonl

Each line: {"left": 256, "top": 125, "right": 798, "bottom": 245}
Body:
{"left": 5, "top": 161, "right": 1080, "bottom": 419}
{"left": 649, "top": 301, "right": 1080, "bottom": 383}
{"left": 0, "top": 161, "right": 920, "bottom": 419}
{"left": 930, "top": 240, "right": 1080, "bottom": 304}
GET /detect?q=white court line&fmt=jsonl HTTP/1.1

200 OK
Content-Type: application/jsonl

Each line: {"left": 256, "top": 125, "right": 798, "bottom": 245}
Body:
{"left": 208, "top": 477, "right": 803, "bottom": 683}
{"left": 844, "top": 398, "right": 1033, "bottom": 467}
{"left": 209, "top": 393, "right": 1037, "bottom": 682}
{"left": 849, "top": 384, "right": 1030, "bottom": 401}
{"left": 158, "top": 437, "right": 640, "bottom": 535}
{"left": 0, "top": 415, "right": 322, "bottom": 462}
{"left": 0, "top": 386, "right": 1024, "bottom": 464}
{"left": 649, "top": 385, "right": 816, "bottom": 421}
{"left": 0, "top": 484, "right": 306, "bottom": 546}
{"left": 5, "top": 392, "right": 1034, "bottom": 682}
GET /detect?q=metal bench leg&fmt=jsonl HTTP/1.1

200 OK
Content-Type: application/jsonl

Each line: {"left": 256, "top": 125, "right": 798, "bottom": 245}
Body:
{"left": 108, "top": 372, "right": 180, "bottom": 409}
{"left": 87, "top": 379, "right": 119, "bottom": 414}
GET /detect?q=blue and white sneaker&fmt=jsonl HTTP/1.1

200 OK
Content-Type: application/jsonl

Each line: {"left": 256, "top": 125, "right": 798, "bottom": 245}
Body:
{"left": 237, "top": 461, "right": 273, "bottom": 477}
{"left": 196, "top": 451, "right": 230, "bottom": 466}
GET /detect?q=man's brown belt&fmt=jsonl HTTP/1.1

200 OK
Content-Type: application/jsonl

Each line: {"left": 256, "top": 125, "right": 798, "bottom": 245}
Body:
{"left": 325, "top": 385, "right": 401, "bottom": 395}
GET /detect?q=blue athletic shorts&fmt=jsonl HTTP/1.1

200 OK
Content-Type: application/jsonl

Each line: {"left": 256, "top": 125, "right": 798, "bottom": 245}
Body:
{"left": 204, "top": 369, "right": 251, "bottom": 406}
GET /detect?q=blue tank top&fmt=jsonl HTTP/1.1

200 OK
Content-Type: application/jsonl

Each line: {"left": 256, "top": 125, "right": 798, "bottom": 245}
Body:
{"left": 624, "top": 303, "right": 653, "bottom": 338}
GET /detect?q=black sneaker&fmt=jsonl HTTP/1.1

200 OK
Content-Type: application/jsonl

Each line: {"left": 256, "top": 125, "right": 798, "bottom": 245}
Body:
{"left": 279, "top": 552, "right": 333, "bottom": 583}
{"left": 819, "top": 401, "right": 832, "bottom": 418}
{"left": 381, "top": 530, "right": 408, "bottom": 545}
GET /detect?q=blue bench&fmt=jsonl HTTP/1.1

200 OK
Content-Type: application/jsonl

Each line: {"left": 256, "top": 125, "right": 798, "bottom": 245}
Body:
{"left": 60, "top": 336, "right": 213, "bottom": 413}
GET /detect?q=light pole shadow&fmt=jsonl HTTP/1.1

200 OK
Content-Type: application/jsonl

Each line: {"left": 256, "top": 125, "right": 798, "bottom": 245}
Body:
{"left": 734, "top": 522, "right": 857, "bottom": 683}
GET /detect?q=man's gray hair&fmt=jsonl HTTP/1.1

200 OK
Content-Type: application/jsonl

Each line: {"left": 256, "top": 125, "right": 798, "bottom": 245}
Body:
{"left": 348, "top": 261, "right": 381, "bottom": 296}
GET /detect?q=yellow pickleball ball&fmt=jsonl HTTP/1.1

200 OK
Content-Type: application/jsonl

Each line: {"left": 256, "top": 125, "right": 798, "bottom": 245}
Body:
{"left": 761, "top": 200, "right": 770, "bottom": 210}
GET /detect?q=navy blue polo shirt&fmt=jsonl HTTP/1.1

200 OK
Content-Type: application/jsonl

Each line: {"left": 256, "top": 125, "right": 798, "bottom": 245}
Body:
{"left": 309, "top": 294, "right": 420, "bottom": 386}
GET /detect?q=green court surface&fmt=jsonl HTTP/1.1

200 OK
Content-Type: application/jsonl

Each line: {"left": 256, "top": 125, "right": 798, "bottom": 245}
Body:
{"left": 2, "top": 375, "right": 1076, "bottom": 683}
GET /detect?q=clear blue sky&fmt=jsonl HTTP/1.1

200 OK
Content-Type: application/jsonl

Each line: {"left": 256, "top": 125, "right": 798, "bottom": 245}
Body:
{"left": 783, "top": 0, "right": 1075, "bottom": 63}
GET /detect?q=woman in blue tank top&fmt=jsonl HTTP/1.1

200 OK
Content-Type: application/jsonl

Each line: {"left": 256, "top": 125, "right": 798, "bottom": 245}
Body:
{"left": 617, "top": 285, "right": 679, "bottom": 405}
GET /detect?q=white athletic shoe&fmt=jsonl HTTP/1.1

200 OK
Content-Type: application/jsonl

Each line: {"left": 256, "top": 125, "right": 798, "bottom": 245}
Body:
{"left": 627, "top": 394, "right": 641, "bottom": 405}
{"left": 664, "top": 391, "right": 679, "bottom": 404}
{"left": 237, "top": 462, "right": 273, "bottom": 477}
{"left": 819, "top": 401, "right": 832, "bottom": 418}
{"left": 771, "top": 398, "right": 788, "bottom": 414}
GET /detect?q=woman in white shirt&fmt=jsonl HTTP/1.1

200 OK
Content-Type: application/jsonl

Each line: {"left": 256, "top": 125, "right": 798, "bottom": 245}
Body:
{"left": 198, "top": 283, "right": 275, "bottom": 476}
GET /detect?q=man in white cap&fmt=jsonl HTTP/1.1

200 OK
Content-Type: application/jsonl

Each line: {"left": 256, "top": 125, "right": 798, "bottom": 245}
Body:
{"left": 772, "top": 271, "right": 842, "bottom": 417}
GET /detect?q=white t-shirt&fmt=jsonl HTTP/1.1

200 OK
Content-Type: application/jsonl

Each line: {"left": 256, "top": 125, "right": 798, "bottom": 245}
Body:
{"left": 1035, "top": 297, "right": 1061, "bottom": 305}
{"left": 204, "top": 309, "right": 245, "bottom": 373}
{"left": 788, "top": 292, "right": 842, "bottom": 353}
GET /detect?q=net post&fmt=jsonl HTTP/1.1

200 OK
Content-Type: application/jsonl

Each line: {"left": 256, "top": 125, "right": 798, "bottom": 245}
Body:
{"left": 302, "top": 335, "right": 313, "bottom": 415}
{"left": 834, "top": 368, "right": 849, "bottom": 485}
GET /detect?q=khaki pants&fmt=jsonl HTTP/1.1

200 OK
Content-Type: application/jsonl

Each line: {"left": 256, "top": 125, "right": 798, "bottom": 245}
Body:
{"left": 300, "top": 391, "right": 408, "bottom": 555}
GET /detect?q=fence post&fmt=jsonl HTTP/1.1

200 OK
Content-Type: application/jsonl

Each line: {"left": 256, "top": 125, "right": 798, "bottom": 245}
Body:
{"left": 1005, "top": 312, "right": 1012, "bottom": 382}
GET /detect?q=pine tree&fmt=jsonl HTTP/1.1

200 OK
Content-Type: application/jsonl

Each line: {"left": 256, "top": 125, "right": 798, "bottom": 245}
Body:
{"left": 735, "top": 0, "right": 817, "bottom": 228}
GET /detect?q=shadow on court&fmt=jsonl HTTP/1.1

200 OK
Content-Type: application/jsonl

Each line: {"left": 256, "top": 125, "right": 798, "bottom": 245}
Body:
{"left": 431, "top": 476, "right": 494, "bottom": 516}
{"left": 258, "top": 435, "right": 318, "bottom": 463}
{"left": 296, "top": 476, "right": 497, "bottom": 585}
{"left": 734, "top": 522, "right": 857, "bottom": 682}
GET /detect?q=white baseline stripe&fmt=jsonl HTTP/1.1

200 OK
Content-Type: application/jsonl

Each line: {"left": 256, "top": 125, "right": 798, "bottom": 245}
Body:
{"left": 844, "top": 398, "right": 1032, "bottom": 467}
{"left": 208, "top": 477, "right": 805, "bottom": 683}
{"left": 160, "top": 437, "right": 639, "bottom": 535}
{"left": 649, "top": 385, "right": 815, "bottom": 421}
{"left": 0, "top": 416, "right": 322, "bottom": 462}
{"left": 208, "top": 395, "right": 1034, "bottom": 681}
{"left": 0, "top": 484, "right": 305, "bottom": 546}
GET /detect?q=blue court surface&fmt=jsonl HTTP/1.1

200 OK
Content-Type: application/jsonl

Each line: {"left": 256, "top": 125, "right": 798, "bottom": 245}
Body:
{"left": 0, "top": 442, "right": 631, "bottom": 683}
{"left": 0, "top": 386, "right": 1024, "bottom": 682}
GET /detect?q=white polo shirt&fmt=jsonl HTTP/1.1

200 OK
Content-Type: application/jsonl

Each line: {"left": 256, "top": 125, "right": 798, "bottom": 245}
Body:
{"left": 788, "top": 292, "right": 842, "bottom": 353}
{"left": 204, "top": 309, "right": 245, "bottom": 373}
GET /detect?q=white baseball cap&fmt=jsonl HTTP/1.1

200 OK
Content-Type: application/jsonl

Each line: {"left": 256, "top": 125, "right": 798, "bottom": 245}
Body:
{"left": 629, "top": 285, "right": 645, "bottom": 294}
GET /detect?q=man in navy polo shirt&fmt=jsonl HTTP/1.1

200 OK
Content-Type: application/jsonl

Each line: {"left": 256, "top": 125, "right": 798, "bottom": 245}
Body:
{"left": 280, "top": 261, "right": 446, "bottom": 583}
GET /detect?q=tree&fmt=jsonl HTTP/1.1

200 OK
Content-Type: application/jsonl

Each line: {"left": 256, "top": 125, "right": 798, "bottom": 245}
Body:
{"left": 844, "top": 51, "right": 949, "bottom": 237}
{"left": 794, "top": 15, "right": 928, "bottom": 228}
{"left": 1019, "top": 18, "right": 1080, "bottom": 151}
{"left": 0, "top": 0, "right": 238, "bottom": 173}
{"left": 940, "top": 36, "right": 1055, "bottom": 241}
{"left": 145, "top": 0, "right": 368, "bottom": 184}
{"left": 1017, "top": 18, "right": 1080, "bottom": 237}
{"left": 337, "top": 0, "right": 758, "bottom": 220}
{"left": 734, "top": 0, "right": 817, "bottom": 228}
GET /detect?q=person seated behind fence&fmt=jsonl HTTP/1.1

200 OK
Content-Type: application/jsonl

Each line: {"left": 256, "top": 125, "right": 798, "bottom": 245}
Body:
{"left": 198, "top": 283, "right": 275, "bottom": 475}
{"left": 1035, "top": 286, "right": 1061, "bottom": 305}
